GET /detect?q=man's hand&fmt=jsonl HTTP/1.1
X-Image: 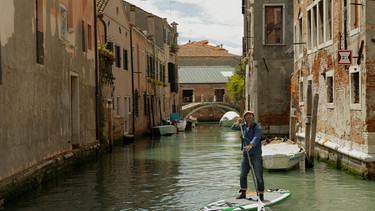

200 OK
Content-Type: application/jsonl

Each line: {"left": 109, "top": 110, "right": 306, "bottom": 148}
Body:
{"left": 244, "top": 145, "right": 252, "bottom": 151}
{"left": 236, "top": 117, "right": 243, "bottom": 126}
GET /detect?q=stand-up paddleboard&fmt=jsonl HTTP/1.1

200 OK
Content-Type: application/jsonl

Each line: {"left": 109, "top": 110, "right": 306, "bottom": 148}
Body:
{"left": 199, "top": 189, "right": 291, "bottom": 211}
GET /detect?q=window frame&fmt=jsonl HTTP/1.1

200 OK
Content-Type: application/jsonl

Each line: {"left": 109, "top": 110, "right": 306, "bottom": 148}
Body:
{"left": 298, "top": 68, "right": 304, "bottom": 105}
{"left": 116, "top": 96, "right": 121, "bottom": 116}
{"left": 349, "top": 65, "right": 361, "bottom": 109}
{"left": 263, "top": 4, "right": 285, "bottom": 45}
{"left": 306, "top": 0, "right": 333, "bottom": 53}
{"left": 325, "top": 70, "right": 335, "bottom": 108}
{"left": 349, "top": 0, "right": 360, "bottom": 36}
{"left": 60, "top": 4, "right": 69, "bottom": 41}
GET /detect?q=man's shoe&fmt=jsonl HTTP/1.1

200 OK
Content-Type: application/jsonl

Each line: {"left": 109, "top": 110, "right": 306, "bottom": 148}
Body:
{"left": 236, "top": 190, "right": 246, "bottom": 199}
{"left": 259, "top": 193, "right": 264, "bottom": 201}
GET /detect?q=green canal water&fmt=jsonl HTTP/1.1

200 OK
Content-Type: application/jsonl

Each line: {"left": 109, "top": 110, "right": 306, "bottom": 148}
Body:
{"left": 3, "top": 123, "right": 375, "bottom": 210}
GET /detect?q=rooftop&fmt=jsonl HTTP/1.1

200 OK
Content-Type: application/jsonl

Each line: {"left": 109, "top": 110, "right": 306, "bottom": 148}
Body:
{"left": 179, "top": 66, "right": 234, "bottom": 84}
{"left": 178, "top": 40, "right": 239, "bottom": 57}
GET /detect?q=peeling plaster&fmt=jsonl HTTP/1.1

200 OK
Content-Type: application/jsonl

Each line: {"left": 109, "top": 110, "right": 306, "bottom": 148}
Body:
{"left": 0, "top": 0, "right": 15, "bottom": 45}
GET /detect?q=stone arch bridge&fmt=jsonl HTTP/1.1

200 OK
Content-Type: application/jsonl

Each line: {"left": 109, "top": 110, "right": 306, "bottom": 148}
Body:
{"left": 181, "top": 102, "right": 240, "bottom": 119}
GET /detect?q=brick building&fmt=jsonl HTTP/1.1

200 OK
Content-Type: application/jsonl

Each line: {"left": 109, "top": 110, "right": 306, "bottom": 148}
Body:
{"left": 291, "top": 0, "right": 375, "bottom": 178}
{"left": 178, "top": 40, "right": 241, "bottom": 121}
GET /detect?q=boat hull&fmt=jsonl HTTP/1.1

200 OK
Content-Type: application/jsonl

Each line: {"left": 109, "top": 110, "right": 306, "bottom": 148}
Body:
{"left": 219, "top": 111, "right": 239, "bottom": 127}
{"left": 152, "top": 125, "right": 177, "bottom": 136}
{"left": 177, "top": 119, "right": 187, "bottom": 131}
{"left": 262, "top": 142, "right": 305, "bottom": 170}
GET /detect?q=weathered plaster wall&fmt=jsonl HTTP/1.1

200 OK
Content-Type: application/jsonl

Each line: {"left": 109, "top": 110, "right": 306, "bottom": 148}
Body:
{"left": 0, "top": 0, "right": 96, "bottom": 181}
{"left": 250, "top": 0, "right": 294, "bottom": 136}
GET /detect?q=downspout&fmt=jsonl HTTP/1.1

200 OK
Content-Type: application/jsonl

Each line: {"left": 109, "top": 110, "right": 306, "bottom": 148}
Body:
{"left": 0, "top": 34, "right": 2, "bottom": 85}
{"left": 94, "top": 0, "right": 100, "bottom": 140}
{"left": 130, "top": 24, "right": 135, "bottom": 135}
{"left": 98, "top": 14, "right": 107, "bottom": 43}
{"left": 344, "top": 0, "right": 348, "bottom": 49}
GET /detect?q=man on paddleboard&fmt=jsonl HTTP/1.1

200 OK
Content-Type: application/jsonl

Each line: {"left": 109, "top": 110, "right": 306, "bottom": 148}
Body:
{"left": 231, "top": 111, "right": 265, "bottom": 201}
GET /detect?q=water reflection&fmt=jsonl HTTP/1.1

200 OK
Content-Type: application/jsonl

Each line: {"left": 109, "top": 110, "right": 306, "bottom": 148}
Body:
{"left": 3, "top": 123, "right": 375, "bottom": 211}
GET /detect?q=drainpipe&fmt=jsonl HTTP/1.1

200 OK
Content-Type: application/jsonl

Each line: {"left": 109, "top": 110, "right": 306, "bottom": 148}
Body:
{"left": 94, "top": 0, "right": 100, "bottom": 140}
{"left": 98, "top": 14, "right": 107, "bottom": 43}
{"left": 130, "top": 24, "right": 135, "bottom": 135}
{"left": 344, "top": 0, "right": 348, "bottom": 49}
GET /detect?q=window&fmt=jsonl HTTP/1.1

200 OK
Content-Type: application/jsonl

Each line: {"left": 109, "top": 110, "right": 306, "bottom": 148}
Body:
{"left": 325, "top": 70, "right": 334, "bottom": 107}
{"left": 325, "top": 0, "right": 333, "bottom": 42}
{"left": 349, "top": 0, "right": 360, "bottom": 35}
{"left": 307, "top": 0, "right": 333, "bottom": 51}
{"left": 147, "top": 55, "right": 154, "bottom": 78}
{"left": 296, "top": 15, "right": 303, "bottom": 58}
{"left": 161, "top": 64, "right": 166, "bottom": 83}
{"left": 312, "top": 6, "right": 317, "bottom": 48}
{"left": 116, "top": 96, "right": 120, "bottom": 116}
{"left": 60, "top": 4, "right": 68, "bottom": 40}
{"left": 318, "top": 1, "right": 324, "bottom": 45}
{"left": 36, "top": 0, "right": 44, "bottom": 64}
{"left": 350, "top": 66, "right": 360, "bottom": 107}
{"left": 88, "top": 24, "right": 92, "bottom": 50}
{"left": 299, "top": 71, "right": 304, "bottom": 104}
{"left": 82, "top": 20, "right": 86, "bottom": 52}
{"left": 143, "top": 92, "right": 148, "bottom": 116}
{"left": 264, "top": 5, "right": 284, "bottom": 44}
{"left": 134, "top": 90, "right": 139, "bottom": 117}
{"left": 307, "top": 10, "right": 312, "bottom": 50}
{"left": 168, "top": 62, "right": 178, "bottom": 93}
{"left": 183, "top": 90, "right": 193, "bottom": 103}
{"left": 155, "top": 61, "right": 159, "bottom": 81}
{"left": 115, "top": 45, "right": 121, "bottom": 68}
{"left": 123, "top": 49, "right": 128, "bottom": 70}
{"left": 215, "top": 89, "right": 225, "bottom": 102}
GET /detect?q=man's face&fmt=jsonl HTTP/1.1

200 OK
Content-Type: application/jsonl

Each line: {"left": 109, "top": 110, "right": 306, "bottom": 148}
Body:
{"left": 244, "top": 113, "right": 254, "bottom": 122}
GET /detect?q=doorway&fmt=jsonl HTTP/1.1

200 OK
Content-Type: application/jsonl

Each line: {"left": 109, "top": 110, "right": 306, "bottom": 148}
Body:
{"left": 70, "top": 74, "right": 79, "bottom": 147}
{"left": 124, "top": 96, "right": 130, "bottom": 135}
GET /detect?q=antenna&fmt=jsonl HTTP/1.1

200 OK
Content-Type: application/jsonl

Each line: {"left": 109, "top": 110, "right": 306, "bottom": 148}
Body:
{"left": 169, "top": 1, "right": 175, "bottom": 20}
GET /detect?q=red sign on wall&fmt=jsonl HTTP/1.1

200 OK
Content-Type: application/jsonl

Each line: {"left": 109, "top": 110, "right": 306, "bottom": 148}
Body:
{"left": 337, "top": 50, "right": 352, "bottom": 65}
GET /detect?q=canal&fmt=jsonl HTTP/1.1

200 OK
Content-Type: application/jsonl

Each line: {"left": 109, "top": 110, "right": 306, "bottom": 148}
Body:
{"left": 3, "top": 123, "right": 375, "bottom": 211}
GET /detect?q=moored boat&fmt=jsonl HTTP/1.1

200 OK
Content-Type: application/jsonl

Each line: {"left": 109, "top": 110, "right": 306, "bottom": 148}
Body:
{"left": 262, "top": 138, "right": 305, "bottom": 170}
{"left": 177, "top": 119, "right": 187, "bottom": 131}
{"left": 186, "top": 116, "right": 198, "bottom": 130}
{"left": 152, "top": 125, "right": 177, "bottom": 136}
{"left": 219, "top": 111, "right": 240, "bottom": 127}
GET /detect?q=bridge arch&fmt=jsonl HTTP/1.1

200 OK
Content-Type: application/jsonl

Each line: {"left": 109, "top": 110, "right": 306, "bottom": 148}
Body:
{"left": 181, "top": 102, "right": 240, "bottom": 119}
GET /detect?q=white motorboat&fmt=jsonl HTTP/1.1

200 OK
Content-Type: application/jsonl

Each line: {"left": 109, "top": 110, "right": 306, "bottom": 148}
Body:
{"left": 177, "top": 119, "right": 187, "bottom": 131}
{"left": 152, "top": 125, "right": 177, "bottom": 136}
{"left": 219, "top": 111, "right": 240, "bottom": 127}
{"left": 262, "top": 139, "right": 305, "bottom": 170}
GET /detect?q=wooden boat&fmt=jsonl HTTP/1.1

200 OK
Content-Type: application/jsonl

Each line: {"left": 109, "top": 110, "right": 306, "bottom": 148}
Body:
{"left": 200, "top": 189, "right": 291, "bottom": 211}
{"left": 219, "top": 111, "right": 240, "bottom": 127}
{"left": 262, "top": 138, "right": 305, "bottom": 170}
{"left": 152, "top": 125, "right": 177, "bottom": 136}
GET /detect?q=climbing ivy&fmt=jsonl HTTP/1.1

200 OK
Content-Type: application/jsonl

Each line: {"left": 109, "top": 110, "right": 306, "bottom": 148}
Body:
{"left": 227, "top": 65, "right": 245, "bottom": 104}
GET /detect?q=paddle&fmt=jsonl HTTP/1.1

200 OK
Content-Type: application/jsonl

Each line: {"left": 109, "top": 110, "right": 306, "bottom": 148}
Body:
{"left": 240, "top": 124, "right": 266, "bottom": 211}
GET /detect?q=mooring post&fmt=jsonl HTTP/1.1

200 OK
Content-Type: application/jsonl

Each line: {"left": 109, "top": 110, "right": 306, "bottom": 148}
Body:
{"left": 309, "top": 94, "right": 319, "bottom": 166}
{"left": 304, "top": 84, "right": 312, "bottom": 167}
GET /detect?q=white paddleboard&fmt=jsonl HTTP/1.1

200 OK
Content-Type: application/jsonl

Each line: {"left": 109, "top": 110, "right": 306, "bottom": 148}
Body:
{"left": 200, "top": 189, "right": 291, "bottom": 211}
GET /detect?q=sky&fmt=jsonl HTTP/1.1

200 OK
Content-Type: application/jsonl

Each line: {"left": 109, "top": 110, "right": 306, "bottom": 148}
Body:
{"left": 124, "top": 0, "right": 243, "bottom": 55}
